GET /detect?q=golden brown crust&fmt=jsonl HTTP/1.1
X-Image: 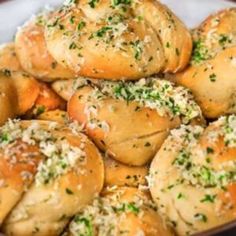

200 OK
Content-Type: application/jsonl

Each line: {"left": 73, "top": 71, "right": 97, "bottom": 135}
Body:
{"left": 0, "top": 120, "right": 104, "bottom": 235}
{"left": 37, "top": 110, "right": 68, "bottom": 124}
{"left": 11, "top": 71, "right": 40, "bottom": 115}
{"left": 67, "top": 187, "right": 174, "bottom": 236}
{"left": 174, "top": 8, "right": 236, "bottom": 118}
{"left": 0, "top": 141, "right": 43, "bottom": 225}
{"left": 0, "top": 43, "right": 21, "bottom": 71}
{"left": 104, "top": 156, "right": 148, "bottom": 187}
{"left": 15, "top": 15, "right": 75, "bottom": 81}
{"left": 149, "top": 115, "right": 236, "bottom": 235}
{"left": 0, "top": 76, "right": 18, "bottom": 125}
{"left": 0, "top": 43, "right": 41, "bottom": 120}
{"left": 67, "top": 78, "right": 202, "bottom": 166}
{"left": 25, "top": 82, "right": 66, "bottom": 118}
{"left": 45, "top": 0, "right": 192, "bottom": 80}
{"left": 68, "top": 85, "right": 180, "bottom": 166}
{"left": 52, "top": 78, "right": 91, "bottom": 101}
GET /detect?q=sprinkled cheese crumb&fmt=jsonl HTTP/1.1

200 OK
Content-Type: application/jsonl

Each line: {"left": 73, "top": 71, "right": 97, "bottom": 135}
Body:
{"left": 69, "top": 189, "right": 156, "bottom": 236}
{"left": 91, "top": 78, "right": 201, "bottom": 123}
{"left": 0, "top": 120, "right": 86, "bottom": 186}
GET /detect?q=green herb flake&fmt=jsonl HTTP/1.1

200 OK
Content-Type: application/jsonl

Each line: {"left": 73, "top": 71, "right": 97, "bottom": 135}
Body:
{"left": 175, "top": 48, "right": 180, "bottom": 56}
{"left": 78, "top": 21, "right": 86, "bottom": 31}
{"left": 65, "top": 188, "right": 74, "bottom": 195}
{"left": 70, "top": 16, "right": 75, "bottom": 24}
{"left": 35, "top": 106, "right": 45, "bottom": 116}
{"left": 126, "top": 203, "right": 140, "bottom": 214}
{"left": 0, "top": 133, "right": 9, "bottom": 142}
{"left": 111, "top": 0, "right": 131, "bottom": 7}
{"left": 200, "top": 194, "right": 216, "bottom": 203}
{"left": 69, "top": 42, "right": 77, "bottom": 50}
{"left": 194, "top": 213, "right": 208, "bottom": 222}
{"left": 130, "top": 40, "right": 143, "bottom": 60}
{"left": 74, "top": 216, "right": 93, "bottom": 236}
{"left": 166, "top": 42, "right": 170, "bottom": 48}
{"left": 144, "top": 142, "right": 151, "bottom": 147}
{"left": 219, "top": 34, "right": 232, "bottom": 47}
{"left": 177, "top": 193, "right": 184, "bottom": 199}
{"left": 209, "top": 73, "right": 217, "bottom": 82}
{"left": 2, "top": 69, "right": 11, "bottom": 77}
{"left": 88, "top": 0, "right": 99, "bottom": 8}
{"left": 206, "top": 147, "right": 214, "bottom": 154}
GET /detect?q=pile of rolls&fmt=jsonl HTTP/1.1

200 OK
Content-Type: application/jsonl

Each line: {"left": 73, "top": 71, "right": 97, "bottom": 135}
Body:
{"left": 0, "top": 0, "right": 236, "bottom": 235}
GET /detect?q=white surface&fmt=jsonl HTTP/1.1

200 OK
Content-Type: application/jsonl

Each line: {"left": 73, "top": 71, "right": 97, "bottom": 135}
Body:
{"left": 0, "top": 0, "right": 235, "bottom": 43}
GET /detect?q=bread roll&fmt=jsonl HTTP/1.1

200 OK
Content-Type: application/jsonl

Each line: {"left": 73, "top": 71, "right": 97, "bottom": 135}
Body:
{"left": 15, "top": 13, "right": 75, "bottom": 81}
{"left": 174, "top": 8, "right": 236, "bottom": 119}
{"left": 149, "top": 114, "right": 236, "bottom": 235}
{"left": 25, "top": 82, "right": 66, "bottom": 118}
{"left": 0, "top": 71, "right": 40, "bottom": 122}
{"left": 45, "top": 0, "right": 192, "bottom": 80}
{"left": 37, "top": 110, "right": 68, "bottom": 124}
{"left": 66, "top": 187, "right": 174, "bottom": 236}
{"left": 52, "top": 77, "right": 90, "bottom": 101}
{"left": 11, "top": 71, "right": 40, "bottom": 115}
{"left": 0, "top": 41, "right": 41, "bottom": 121}
{"left": 0, "top": 120, "right": 104, "bottom": 235}
{"left": 0, "top": 43, "right": 21, "bottom": 71}
{"left": 104, "top": 156, "right": 148, "bottom": 187}
{"left": 68, "top": 77, "right": 203, "bottom": 166}
{"left": 0, "top": 76, "right": 18, "bottom": 125}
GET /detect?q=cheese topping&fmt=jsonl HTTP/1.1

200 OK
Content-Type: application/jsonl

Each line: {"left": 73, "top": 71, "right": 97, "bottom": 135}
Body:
{"left": 88, "top": 78, "right": 201, "bottom": 123}
{"left": 149, "top": 115, "right": 236, "bottom": 234}
{"left": 69, "top": 189, "right": 157, "bottom": 236}
{"left": 191, "top": 10, "right": 236, "bottom": 65}
{"left": 0, "top": 120, "right": 86, "bottom": 186}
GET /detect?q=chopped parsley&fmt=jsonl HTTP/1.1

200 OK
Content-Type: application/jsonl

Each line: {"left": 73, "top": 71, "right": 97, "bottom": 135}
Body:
{"left": 206, "top": 147, "right": 214, "bottom": 154}
{"left": 111, "top": 0, "right": 131, "bottom": 7}
{"left": 74, "top": 216, "right": 93, "bottom": 236}
{"left": 209, "top": 73, "right": 216, "bottom": 82}
{"left": 200, "top": 194, "right": 216, "bottom": 203}
{"left": 91, "top": 78, "right": 201, "bottom": 123}
{"left": 194, "top": 213, "right": 207, "bottom": 222}
{"left": 69, "top": 42, "right": 77, "bottom": 50}
{"left": 177, "top": 193, "right": 184, "bottom": 199}
{"left": 66, "top": 188, "right": 74, "bottom": 195}
{"left": 77, "top": 21, "right": 86, "bottom": 31}
{"left": 191, "top": 39, "right": 209, "bottom": 64}
{"left": 88, "top": 0, "right": 99, "bottom": 8}
{"left": 2, "top": 69, "right": 11, "bottom": 77}
{"left": 130, "top": 40, "right": 143, "bottom": 60}
{"left": 218, "top": 34, "right": 232, "bottom": 47}
{"left": 144, "top": 142, "right": 151, "bottom": 147}
{"left": 35, "top": 106, "right": 45, "bottom": 116}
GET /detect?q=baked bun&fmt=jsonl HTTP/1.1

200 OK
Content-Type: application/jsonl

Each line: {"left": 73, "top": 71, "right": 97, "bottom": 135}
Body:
{"left": 0, "top": 71, "right": 40, "bottom": 123}
{"left": 0, "top": 76, "right": 18, "bottom": 125}
{"left": 0, "top": 42, "right": 41, "bottom": 122}
{"left": 0, "top": 120, "right": 104, "bottom": 235}
{"left": 52, "top": 77, "right": 90, "bottom": 101}
{"left": 15, "top": 13, "right": 75, "bottom": 81}
{"left": 68, "top": 77, "right": 202, "bottom": 166}
{"left": 66, "top": 187, "right": 174, "bottom": 236}
{"left": 174, "top": 8, "right": 236, "bottom": 119}
{"left": 45, "top": 0, "right": 192, "bottom": 80}
{"left": 104, "top": 156, "right": 148, "bottom": 187}
{"left": 25, "top": 82, "right": 66, "bottom": 118}
{"left": 0, "top": 43, "right": 21, "bottom": 71}
{"left": 149, "top": 114, "right": 236, "bottom": 235}
{"left": 37, "top": 110, "right": 68, "bottom": 124}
